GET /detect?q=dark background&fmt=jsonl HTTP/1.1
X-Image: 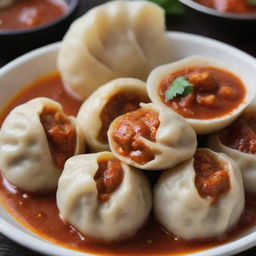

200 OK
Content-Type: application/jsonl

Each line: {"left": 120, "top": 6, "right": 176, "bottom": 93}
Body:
{"left": 0, "top": 0, "right": 256, "bottom": 255}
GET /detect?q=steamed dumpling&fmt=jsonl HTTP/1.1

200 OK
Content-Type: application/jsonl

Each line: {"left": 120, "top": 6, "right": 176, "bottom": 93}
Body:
{"left": 58, "top": 0, "right": 172, "bottom": 99}
{"left": 147, "top": 56, "right": 255, "bottom": 134}
{"left": 154, "top": 148, "right": 244, "bottom": 240}
{"left": 57, "top": 152, "right": 152, "bottom": 241}
{"left": 0, "top": 97, "right": 84, "bottom": 192}
{"left": 208, "top": 105, "right": 256, "bottom": 192}
{"left": 77, "top": 78, "right": 149, "bottom": 152}
{"left": 108, "top": 103, "right": 197, "bottom": 170}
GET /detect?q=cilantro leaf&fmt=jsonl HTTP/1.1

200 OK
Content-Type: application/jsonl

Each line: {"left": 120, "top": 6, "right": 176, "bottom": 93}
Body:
{"left": 165, "top": 76, "right": 193, "bottom": 101}
{"left": 248, "top": 0, "right": 256, "bottom": 5}
{"left": 148, "top": 0, "right": 186, "bottom": 14}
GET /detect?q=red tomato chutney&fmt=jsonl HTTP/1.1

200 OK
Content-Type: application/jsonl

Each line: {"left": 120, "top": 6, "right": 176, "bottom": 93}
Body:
{"left": 194, "top": 0, "right": 256, "bottom": 14}
{"left": 94, "top": 159, "right": 123, "bottom": 202}
{"left": 219, "top": 109, "right": 256, "bottom": 154}
{"left": 40, "top": 107, "right": 77, "bottom": 170}
{"left": 112, "top": 108, "right": 160, "bottom": 165}
{"left": 0, "top": 0, "right": 67, "bottom": 31}
{"left": 1, "top": 73, "right": 256, "bottom": 255}
{"left": 158, "top": 66, "right": 246, "bottom": 119}
{"left": 194, "top": 149, "right": 230, "bottom": 204}
{"left": 98, "top": 92, "right": 149, "bottom": 143}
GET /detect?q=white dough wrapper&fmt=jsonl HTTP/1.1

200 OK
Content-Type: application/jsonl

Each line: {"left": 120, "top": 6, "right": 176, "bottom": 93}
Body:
{"left": 58, "top": 0, "right": 172, "bottom": 99}
{"left": 57, "top": 152, "right": 152, "bottom": 241}
{"left": 208, "top": 105, "right": 256, "bottom": 193}
{"left": 0, "top": 97, "right": 84, "bottom": 192}
{"left": 154, "top": 149, "right": 245, "bottom": 240}
{"left": 108, "top": 103, "right": 197, "bottom": 170}
{"left": 77, "top": 78, "right": 149, "bottom": 152}
{"left": 147, "top": 56, "right": 255, "bottom": 134}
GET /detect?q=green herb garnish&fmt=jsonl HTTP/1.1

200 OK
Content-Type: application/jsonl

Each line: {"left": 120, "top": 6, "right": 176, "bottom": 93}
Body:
{"left": 165, "top": 76, "right": 193, "bottom": 101}
{"left": 248, "top": 0, "right": 256, "bottom": 5}
{"left": 148, "top": 0, "right": 186, "bottom": 14}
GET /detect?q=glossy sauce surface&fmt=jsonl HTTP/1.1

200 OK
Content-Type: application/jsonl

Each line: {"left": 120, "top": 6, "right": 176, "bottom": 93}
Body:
{"left": 112, "top": 108, "right": 160, "bottom": 165}
{"left": 194, "top": 149, "right": 230, "bottom": 204}
{"left": 1, "top": 73, "right": 256, "bottom": 255}
{"left": 158, "top": 66, "right": 246, "bottom": 119}
{"left": 0, "top": 0, "right": 67, "bottom": 31}
{"left": 219, "top": 109, "right": 256, "bottom": 154}
{"left": 195, "top": 0, "right": 256, "bottom": 13}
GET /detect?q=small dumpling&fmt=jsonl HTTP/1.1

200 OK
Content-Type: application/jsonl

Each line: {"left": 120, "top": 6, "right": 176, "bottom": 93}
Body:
{"left": 147, "top": 56, "right": 255, "bottom": 134}
{"left": 154, "top": 148, "right": 244, "bottom": 240}
{"left": 208, "top": 105, "right": 256, "bottom": 193}
{"left": 77, "top": 78, "right": 149, "bottom": 152}
{"left": 56, "top": 152, "right": 152, "bottom": 241}
{"left": 108, "top": 103, "right": 197, "bottom": 170}
{"left": 0, "top": 97, "right": 84, "bottom": 192}
{"left": 58, "top": 0, "right": 171, "bottom": 99}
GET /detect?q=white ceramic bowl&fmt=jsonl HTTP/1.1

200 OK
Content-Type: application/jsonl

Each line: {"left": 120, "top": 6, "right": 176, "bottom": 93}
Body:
{"left": 179, "top": 0, "right": 256, "bottom": 20}
{"left": 1, "top": 32, "right": 256, "bottom": 256}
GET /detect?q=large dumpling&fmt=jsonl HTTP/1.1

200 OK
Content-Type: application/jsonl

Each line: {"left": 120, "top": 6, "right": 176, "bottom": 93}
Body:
{"left": 208, "top": 105, "right": 256, "bottom": 193}
{"left": 0, "top": 97, "right": 84, "bottom": 192}
{"left": 108, "top": 103, "right": 197, "bottom": 170}
{"left": 154, "top": 148, "right": 244, "bottom": 240}
{"left": 56, "top": 152, "right": 152, "bottom": 241}
{"left": 58, "top": 0, "right": 172, "bottom": 99}
{"left": 77, "top": 78, "right": 149, "bottom": 152}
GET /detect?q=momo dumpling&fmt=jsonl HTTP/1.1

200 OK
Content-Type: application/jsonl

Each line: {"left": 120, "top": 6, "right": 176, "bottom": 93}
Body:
{"left": 56, "top": 152, "right": 152, "bottom": 241}
{"left": 154, "top": 148, "right": 244, "bottom": 240}
{"left": 108, "top": 103, "right": 197, "bottom": 170}
{"left": 0, "top": 97, "right": 84, "bottom": 192}
{"left": 208, "top": 105, "right": 256, "bottom": 193}
{"left": 77, "top": 78, "right": 149, "bottom": 152}
{"left": 147, "top": 56, "right": 255, "bottom": 134}
{"left": 58, "top": 0, "right": 172, "bottom": 99}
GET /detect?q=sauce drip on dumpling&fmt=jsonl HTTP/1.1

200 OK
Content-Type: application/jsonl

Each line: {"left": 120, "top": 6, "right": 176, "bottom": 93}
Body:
{"left": 194, "top": 149, "right": 230, "bottom": 204}
{"left": 112, "top": 108, "right": 160, "bottom": 165}
{"left": 40, "top": 107, "right": 77, "bottom": 170}
{"left": 98, "top": 92, "right": 148, "bottom": 143}
{"left": 218, "top": 110, "right": 256, "bottom": 154}
{"left": 94, "top": 159, "right": 123, "bottom": 202}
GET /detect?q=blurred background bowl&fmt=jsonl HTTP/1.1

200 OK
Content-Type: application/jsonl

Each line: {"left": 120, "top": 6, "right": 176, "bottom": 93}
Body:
{"left": 0, "top": 0, "right": 79, "bottom": 60}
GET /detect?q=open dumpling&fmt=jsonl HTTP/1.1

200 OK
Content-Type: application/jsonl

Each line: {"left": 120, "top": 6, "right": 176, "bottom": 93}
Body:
{"left": 0, "top": 97, "right": 84, "bottom": 192}
{"left": 108, "top": 103, "right": 197, "bottom": 170}
{"left": 58, "top": 0, "right": 171, "bottom": 99}
{"left": 154, "top": 148, "right": 244, "bottom": 240}
{"left": 147, "top": 56, "right": 255, "bottom": 134}
{"left": 77, "top": 78, "right": 149, "bottom": 152}
{"left": 208, "top": 105, "right": 256, "bottom": 193}
{"left": 56, "top": 152, "right": 152, "bottom": 241}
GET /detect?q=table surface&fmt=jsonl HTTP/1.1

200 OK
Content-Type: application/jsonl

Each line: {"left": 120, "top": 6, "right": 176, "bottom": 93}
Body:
{"left": 0, "top": 0, "right": 256, "bottom": 255}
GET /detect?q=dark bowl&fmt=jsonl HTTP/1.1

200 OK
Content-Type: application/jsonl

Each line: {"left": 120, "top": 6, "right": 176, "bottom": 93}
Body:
{"left": 0, "top": 0, "right": 79, "bottom": 61}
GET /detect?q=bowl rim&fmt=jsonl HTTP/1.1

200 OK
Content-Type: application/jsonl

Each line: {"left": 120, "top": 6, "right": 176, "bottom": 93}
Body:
{"left": 0, "top": 0, "right": 79, "bottom": 36}
{"left": 1, "top": 31, "right": 256, "bottom": 256}
{"left": 179, "top": 0, "right": 256, "bottom": 20}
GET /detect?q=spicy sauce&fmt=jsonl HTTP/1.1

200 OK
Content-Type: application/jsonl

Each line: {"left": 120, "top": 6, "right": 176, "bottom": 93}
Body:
{"left": 219, "top": 109, "right": 256, "bottom": 154}
{"left": 158, "top": 66, "right": 246, "bottom": 120}
{"left": 0, "top": 73, "right": 256, "bottom": 255}
{"left": 195, "top": 0, "right": 256, "bottom": 14}
{"left": 0, "top": 0, "right": 67, "bottom": 31}
{"left": 194, "top": 149, "right": 230, "bottom": 204}
{"left": 112, "top": 108, "right": 160, "bottom": 165}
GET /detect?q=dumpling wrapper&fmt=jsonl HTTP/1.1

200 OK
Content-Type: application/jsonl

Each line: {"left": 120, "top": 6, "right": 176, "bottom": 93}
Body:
{"left": 0, "top": 97, "right": 84, "bottom": 192}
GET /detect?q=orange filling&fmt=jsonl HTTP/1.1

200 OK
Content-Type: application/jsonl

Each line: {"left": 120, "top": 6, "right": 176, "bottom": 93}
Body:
{"left": 158, "top": 66, "right": 245, "bottom": 119}
{"left": 219, "top": 110, "right": 256, "bottom": 154}
{"left": 194, "top": 150, "right": 230, "bottom": 204}
{"left": 94, "top": 159, "right": 123, "bottom": 202}
{"left": 112, "top": 109, "right": 160, "bottom": 165}
{"left": 98, "top": 92, "right": 148, "bottom": 143}
{"left": 40, "top": 107, "right": 76, "bottom": 170}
